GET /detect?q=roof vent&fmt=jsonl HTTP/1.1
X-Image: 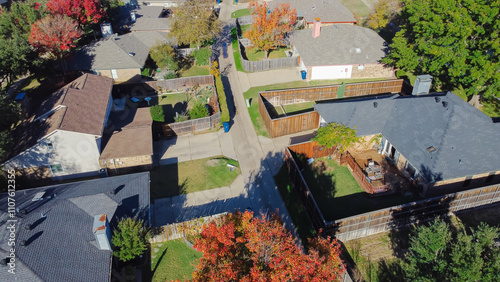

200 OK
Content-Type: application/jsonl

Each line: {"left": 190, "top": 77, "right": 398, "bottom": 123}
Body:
{"left": 128, "top": 52, "right": 135, "bottom": 56}
{"left": 426, "top": 146, "right": 437, "bottom": 154}
{"left": 442, "top": 101, "right": 448, "bottom": 108}
{"left": 373, "top": 102, "right": 378, "bottom": 108}
{"left": 355, "top": 48, "right": 361, "bottom": 53}
{"left": 435, "top": 97, "right": 440, "bottom": 103}
{"left": 312, "top": 6, "right": 315, "bottom": 10}
{"left": 32, "top": 192, "right": 46, "bottom": 201}
{"left": 459, "top": 159, "right": 462, "bottom": 164}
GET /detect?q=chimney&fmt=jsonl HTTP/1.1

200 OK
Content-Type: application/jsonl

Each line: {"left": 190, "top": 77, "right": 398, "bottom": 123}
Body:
{"left": 412, "top": 74, "right": 433, "bottom": 95}
{"left": 313, "top": 18, "right": 321, "bottom": 38}
{"left": 93, "top": 214, "right": 112, "bottom": 250}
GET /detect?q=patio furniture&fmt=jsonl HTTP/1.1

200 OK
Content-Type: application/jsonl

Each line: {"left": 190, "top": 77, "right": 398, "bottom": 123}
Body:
{"left": 130, "top": 97, "right": 140, "bottom": 103}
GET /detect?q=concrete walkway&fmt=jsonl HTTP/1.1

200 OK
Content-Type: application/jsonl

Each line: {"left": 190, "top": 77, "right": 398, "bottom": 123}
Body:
{"left": 155, "top": 129, "right": 237, "bottom": 165}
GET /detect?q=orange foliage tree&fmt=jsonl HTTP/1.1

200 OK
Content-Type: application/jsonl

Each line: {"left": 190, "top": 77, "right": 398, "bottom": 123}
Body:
{"left": 243, "top": 0, "right": 297, "bottom": 59}
{"left": 46, "top": 0, "right": 106, "bottom": 27}
{"left": 29, "top": 14, "right": 82, "bottom": 58}
{"left": 191, "top": 211, "right": 345, "bottom": 281}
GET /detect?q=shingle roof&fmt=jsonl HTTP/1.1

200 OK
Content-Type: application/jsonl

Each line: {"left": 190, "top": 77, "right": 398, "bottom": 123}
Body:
{"left": 292, "top": 24, "right": 387, "bottom": 66}
{"left": 0, "top": 172, "right": 150, "bottom": 282}
{"left": 68, "top": 31, "right": 172, "bottom": 71}
{"left": 272, "top": 0, "right": 356, "bottom": 23}
{"left": 100, "top": 107, "right": 153, "bottom": 159}
{"left": 315, "top": 92, "right": 500, "bottom": 182}
{"left": 5, "top": 74, "right": 112, "bottom": 161}
{"left": 118, "top": 4, "right": 171, "bottom": 32}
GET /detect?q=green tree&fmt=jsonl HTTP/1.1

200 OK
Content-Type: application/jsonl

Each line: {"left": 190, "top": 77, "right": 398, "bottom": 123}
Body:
{"left": 404, "top": 218, "right": 500, "bottom": 281}
{"left": 366, "top": 0, "right": 400, "bottom": 30}
{"left": 382, "top": 0, "right": 500, "bottom": 99}
{"left": 150, "top": 42, "right": 178, "bottom": 71}
{"left": 312, "top": 122, "right": 358, "bottom": 152}
{"left": 170, "top": 0, "right": 221, "bottom": 49}
{"left": 0, "top": 93, "right": 20, "bottom": 161}
{"left": 189, "top": 101, "right": 208, "bottom": 119}
{"left": 150, "top": 105, "right": 165, "bottom": 122}
{"left": 111, "top": 218, "right": 150, "bottom": 262}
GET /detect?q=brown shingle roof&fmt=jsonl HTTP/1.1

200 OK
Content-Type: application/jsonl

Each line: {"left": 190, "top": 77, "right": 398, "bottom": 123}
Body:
{"left": 99, "top": 107, "right": 153, "bottom": 159}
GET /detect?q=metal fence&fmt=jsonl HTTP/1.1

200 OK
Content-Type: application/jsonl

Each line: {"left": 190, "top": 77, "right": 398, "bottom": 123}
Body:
{"left": 166, "top": 112, "right": 221, "bottom": 135}
{"left": 146, "top": 75, "right": 214, "bottom": 91}
{"left": 285, "top": 143, "right": 500, "bottom": 241}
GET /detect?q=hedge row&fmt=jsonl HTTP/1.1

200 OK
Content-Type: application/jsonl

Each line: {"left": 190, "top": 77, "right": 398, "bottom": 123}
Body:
{"left": 215, "top": 76, "right": 230, "bottom": 123}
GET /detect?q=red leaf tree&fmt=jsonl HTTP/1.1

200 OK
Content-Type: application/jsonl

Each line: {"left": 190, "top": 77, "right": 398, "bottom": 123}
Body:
{"left": 46, "top": 0, "right": 106, "bottom": 26}
{"left": 243, "top": 0, "right": 297, "bottom": 59}
{"left": 29, "top": 14, "right": 82, "bottom": 57}
{"left": 191, "top": 211, "right": 345, "bottom": 281}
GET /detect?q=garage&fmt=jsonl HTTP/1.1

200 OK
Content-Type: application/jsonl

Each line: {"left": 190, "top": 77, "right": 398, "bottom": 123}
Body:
{"left": 311, "top": 65, "right": 353, "bottom": 80}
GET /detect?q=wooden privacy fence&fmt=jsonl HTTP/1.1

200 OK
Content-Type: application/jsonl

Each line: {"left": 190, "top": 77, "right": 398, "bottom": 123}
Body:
{"left": 339, "top": 151, "right": 389, "bottom": 194}
{"left": 259, "top": 94, "right": 320, "bottom": 138}
{"left": 165, "top": 112, "right": 221, "bottom": 135}
{"left": 285, "top": 142, "right": 500, "bottom": 241}
{"left": 150, "top": 213, "right": 227, "bottom": 243}
{"left": 288, "top": 141, "right": 336, "bottom": 159}
{"left": 146, "top": 75, "right": 214, "bottom": 91}
{"left": 261, "top": 79, "right": 404, "bottom": 106}
{"left": 258, "top": 80, "right": 403, "bottom": 138}
{"left": 328, "top": 184, "right": 500, "bottom": 241}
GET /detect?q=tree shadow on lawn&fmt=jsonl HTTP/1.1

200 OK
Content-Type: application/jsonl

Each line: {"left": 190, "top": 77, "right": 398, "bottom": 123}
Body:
{"left": 162, "top": 102, "right": 188, "bottom": 123}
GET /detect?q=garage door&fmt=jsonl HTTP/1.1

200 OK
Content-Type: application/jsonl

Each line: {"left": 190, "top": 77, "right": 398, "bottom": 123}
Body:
{"left": 311, "top": 65, "right": 352, "bottom": 80}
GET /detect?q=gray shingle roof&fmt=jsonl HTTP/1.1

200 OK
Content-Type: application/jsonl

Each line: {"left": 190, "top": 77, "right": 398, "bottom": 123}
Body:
{"left": 292, "top": 24, "right": 388, "bottom": 66}
{"left": 315, "top": 93, "right": 500, "bottom": 182}
{"left": 119, "top": 4, "right": 171, "bottom": 32}
{"left": 0, "top": 172, "right": 150, "bottom": 282}
{"left": 272, "top": 0, "right": 356, "bottom": 23}
{"left": 68, "top": 31, "right": 172, "bottom": 70}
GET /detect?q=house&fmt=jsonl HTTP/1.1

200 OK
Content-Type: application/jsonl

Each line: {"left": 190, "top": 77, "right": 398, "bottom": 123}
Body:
{"left": 0, "top": 172, "right": 150, "bottom": 282}
{"left": 2, "top": 74, "right": 114, "bottom": 181}
{"left": 67, "top": 31, "right": 172, "bottom": 83}
{"left": 314, "top": 92, "right": 500, "bottom": 196}
{"left": 292, "top": 20, "right": 394, "bottom": 80}
{"left": 123, "top": 0, "right": 184, "bottom": 8}
{"left": 100, "top": 107, "right": 153, "bottom": 174}
{"left": 271, "top": 0, "right": 356, "bottom": 27}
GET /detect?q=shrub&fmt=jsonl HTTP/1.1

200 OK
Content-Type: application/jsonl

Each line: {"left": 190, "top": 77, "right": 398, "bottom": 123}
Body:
{"left": 141, "top": 68, "right": 151, "bottom": 77}
{"left": 174, "top": 111, "right": 189, "bottom": 122}
{"left": 164, "top": 72, "right": 177, "bottom": 79}
{"left": 192, "top": 48, "right": 212, "bottom": 66}
{"left": 150, "top": 105, "right": 165, "bottom": 122}
{"left": 189, "top": 102, "right": 209, "bottom": 119}
{"left": 215, "top": 76, "right": 230, "bottom": 123}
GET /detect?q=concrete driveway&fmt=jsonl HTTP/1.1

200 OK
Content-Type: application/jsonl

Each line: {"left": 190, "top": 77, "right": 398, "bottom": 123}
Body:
{"left": 155, "top": 130, "right": 237, "bottom": 165}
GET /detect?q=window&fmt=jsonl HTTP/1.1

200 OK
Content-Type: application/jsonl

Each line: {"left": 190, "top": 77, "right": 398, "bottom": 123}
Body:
{"left": 406, "top": 161, "right": 417, "bottom": 179}
{"left": 358, "top": 65, "right": 364, "bottom": 70}
{"left": 111, "top": 69, "right": 118, "bottom": 79}
{"left": 49, "top": 164, "right": 63, "bottom": 174}
{"left": 47, "top": 142, "right": 54, "bottom": 150}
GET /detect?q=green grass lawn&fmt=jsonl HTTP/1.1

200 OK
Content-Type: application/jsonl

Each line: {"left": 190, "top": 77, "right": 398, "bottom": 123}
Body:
{"left": 274, "top": 165, "right": 316, "bottom": 243}
{"left": 151, "top": 240, "right": 202, "bottom": 282}
{"left": 340, "top": 0, "right": 371, "bottom": 18}
{"left": 150, "top": 156, "right": 240, "bottom": 199}
{"left": 298, "top": 157, "right": 419, "bottom": 221}
{"left": 282, "top": 101, "right": 315, "bottom": 115}
{"left": 245, "top": 47, "right": 288, "bottom": 61}
{"left": 154, "top": 89, "right": 214, "bottom": 123}
{"left": 179, "top": 65, "right": 209, "bottom": 77}
{"left": 453, "top": 88, "right": 500, "bottom": 117}
{"left": 244, "top": 78, "right": 388, "bottom": 137}
{"left": 20, "top": 75, "right": 41, "bottom": 91}
{"left": 231, "top": 8, "right": 251, "bottom": 18}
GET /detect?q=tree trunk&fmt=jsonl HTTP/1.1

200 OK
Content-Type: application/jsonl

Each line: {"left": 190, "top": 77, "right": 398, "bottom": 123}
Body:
{"left": 264, "top": 50, "right": 269, "bottom": 59}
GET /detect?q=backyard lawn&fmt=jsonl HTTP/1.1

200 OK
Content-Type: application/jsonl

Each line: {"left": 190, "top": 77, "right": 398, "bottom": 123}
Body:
{"left": 282, "top": 101, "right": 315, "bottom": 115}
{"left": 297, "top": 157, "right": 419, "bottom": 221}
{"left": 245, "top": 47, "right": 288, "bottom": 61}
{"left": 179, "top": 65, "right": 209, "bottom": 78}
{"left": 150, "top": 156, "right": 240, "bottom": 199}
{"left": 150, "top": 240, "right": 202, "bottom": 282}
{"left": 340, "top": 0, "right": 371, "bottom": 18}
{"left": 153, "top": 88, "right": 214, "bottom": 123}
{"left": 243, "top": 78, "right": 388, "bottom": 137}
{"left": 231, "top": 8, "right": 251, "bottom": 18}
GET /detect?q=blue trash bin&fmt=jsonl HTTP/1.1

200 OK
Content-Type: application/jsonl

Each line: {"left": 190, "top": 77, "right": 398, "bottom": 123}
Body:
{"left": 300, "top": 70, "right": 307, "bottom": 80}
{"left": 223, "top": 122, "right": 229, "bottom": 132}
